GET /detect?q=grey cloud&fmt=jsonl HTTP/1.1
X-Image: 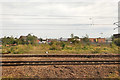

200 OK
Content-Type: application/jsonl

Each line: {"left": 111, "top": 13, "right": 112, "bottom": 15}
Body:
{"left": 0, "top": 0, "right": 118, "bottom": 38}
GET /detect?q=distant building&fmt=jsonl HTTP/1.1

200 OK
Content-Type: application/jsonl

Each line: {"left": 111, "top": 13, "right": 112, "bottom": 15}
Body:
{"left": 38, "top": 39, "right": 47, "bottom": 44}
{"left": 58, "top": 37, "right": 106, "bottom": 43}
{"left": 74, "top": 38, "right": 81, "bottom": 41}
{"left": 37, "top": 40, "right": 40, "bottom": 44}
{"left": 106, "top": 38, "right": 112, "bottom": 43}
{"left": 89, "top": 38, "right": 106, "bottom": 43}
{"left": 58, "top": 38, "right": 68, "bottom": 42}
{"left": 0, "top": 40, "right": 2, "bottom": 47}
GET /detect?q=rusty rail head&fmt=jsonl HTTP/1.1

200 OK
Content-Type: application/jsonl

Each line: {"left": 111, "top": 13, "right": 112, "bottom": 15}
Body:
{"left": 1, "top": 54, "right": 120, "bottom": 57}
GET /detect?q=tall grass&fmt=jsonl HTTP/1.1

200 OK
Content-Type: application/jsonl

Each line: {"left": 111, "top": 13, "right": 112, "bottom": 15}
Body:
{"left": 2, "top": 42, "right": 119, "bottom": 54}
{"left": 2, "top": 44, "right": 33, "bottom": 54}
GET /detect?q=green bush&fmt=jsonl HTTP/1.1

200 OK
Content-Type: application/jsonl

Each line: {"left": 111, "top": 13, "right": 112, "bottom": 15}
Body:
{"left": 113, "top": 38, "right": 120, "bottom": 46}
{"left": 82, "top": 46, "right": 89, "bottom": 50}
{"left": 61, "top": 42, "right": 65, "bottom": 49}
{"left": 49, "top": 47, "right": 57, "bottom": 50}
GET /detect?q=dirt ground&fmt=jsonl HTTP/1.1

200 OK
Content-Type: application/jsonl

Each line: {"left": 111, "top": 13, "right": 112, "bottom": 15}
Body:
{"left": 2, "top": 55, "right": 120, "bottom": 78}
{"left": 2, "top": 57, "right": 119, "bottom": 61}
{"left": 2, "top": 65, "right": 120, "bottom": 78}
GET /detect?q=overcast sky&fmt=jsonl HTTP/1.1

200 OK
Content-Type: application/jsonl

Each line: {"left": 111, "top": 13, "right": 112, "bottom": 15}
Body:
{"left": 0, "top": 0, "right": 119, "bottom": 39}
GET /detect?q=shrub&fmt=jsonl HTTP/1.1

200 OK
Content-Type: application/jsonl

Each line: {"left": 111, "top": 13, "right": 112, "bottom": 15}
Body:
{"left": 49, "top": 47, "right": 57, "bottom": 50}
{"left": 113, "top": 38, "right": 120, "bottom": 46}
{"left": 61, "top": 42, "right": 65, "bottom": 49}
{"left": 82, "top": 46, "right": 89, "bottom": 50}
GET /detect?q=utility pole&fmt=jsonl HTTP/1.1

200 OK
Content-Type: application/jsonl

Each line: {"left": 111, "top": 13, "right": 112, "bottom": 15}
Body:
{"left": 89, "top": 17, "right": 94, "bottom": 25}
{"left": 100, "top": 33, "right": 103, "bottom": 38}
{"left": 113, "top": 21, "right": 120, "bottom": 34}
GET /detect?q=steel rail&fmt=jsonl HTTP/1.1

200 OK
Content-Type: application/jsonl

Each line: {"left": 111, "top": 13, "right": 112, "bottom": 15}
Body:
{"left": 1, "top": 63, "right": 120, "bottom": 66}
{"left": 1, "top": 60, "right": 120, "bottom": 63}
{"left": 1, "top": 60, "right": 120, "bottom": 66}
{"left": 1, "top": 54, "right": 120, "bottom": 58}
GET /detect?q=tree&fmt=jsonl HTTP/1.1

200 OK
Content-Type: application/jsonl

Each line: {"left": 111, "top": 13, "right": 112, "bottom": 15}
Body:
{"left": 71, "top": 34, "right": 74, "bottom": 38}
{"left": 18, "top": 38, "right": 26, "bottom": 44}
{"left": 82, "top": 34, "right": 89, "bottom": 43}
{"left": 2, "top": 36, "right": 17, "bottom": 45}
{"left": 74, "top": 36, "right": 79, "bottom": 39}
{"left": 26, "top": 34, "right": 38, "bottom": 45}
{"left": 38, "top": 38, "right": 43, "bottom": 42}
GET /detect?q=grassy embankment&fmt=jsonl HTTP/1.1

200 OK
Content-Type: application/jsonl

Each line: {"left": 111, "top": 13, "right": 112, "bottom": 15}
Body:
{"left": 2, "top": 41, "right": 119, "bottom": 54}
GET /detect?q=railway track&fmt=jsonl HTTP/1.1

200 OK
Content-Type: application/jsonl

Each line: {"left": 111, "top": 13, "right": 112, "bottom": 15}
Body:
{"left": 1, "top": 54, "right": 120, "bottom": 58}
{"left": 1, "top": 60, "right": 120, "bottom": 66}
{"left": 1, "top": 54, "right": 119, "bottom": 66}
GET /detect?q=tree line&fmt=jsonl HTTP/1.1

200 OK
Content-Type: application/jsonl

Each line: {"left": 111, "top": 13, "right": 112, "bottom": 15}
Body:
{"left": 1, "top": 34, "right": 120, "bottom": 47}
{"left": 1, "top": 34, "right": 39, "bottom": 45}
